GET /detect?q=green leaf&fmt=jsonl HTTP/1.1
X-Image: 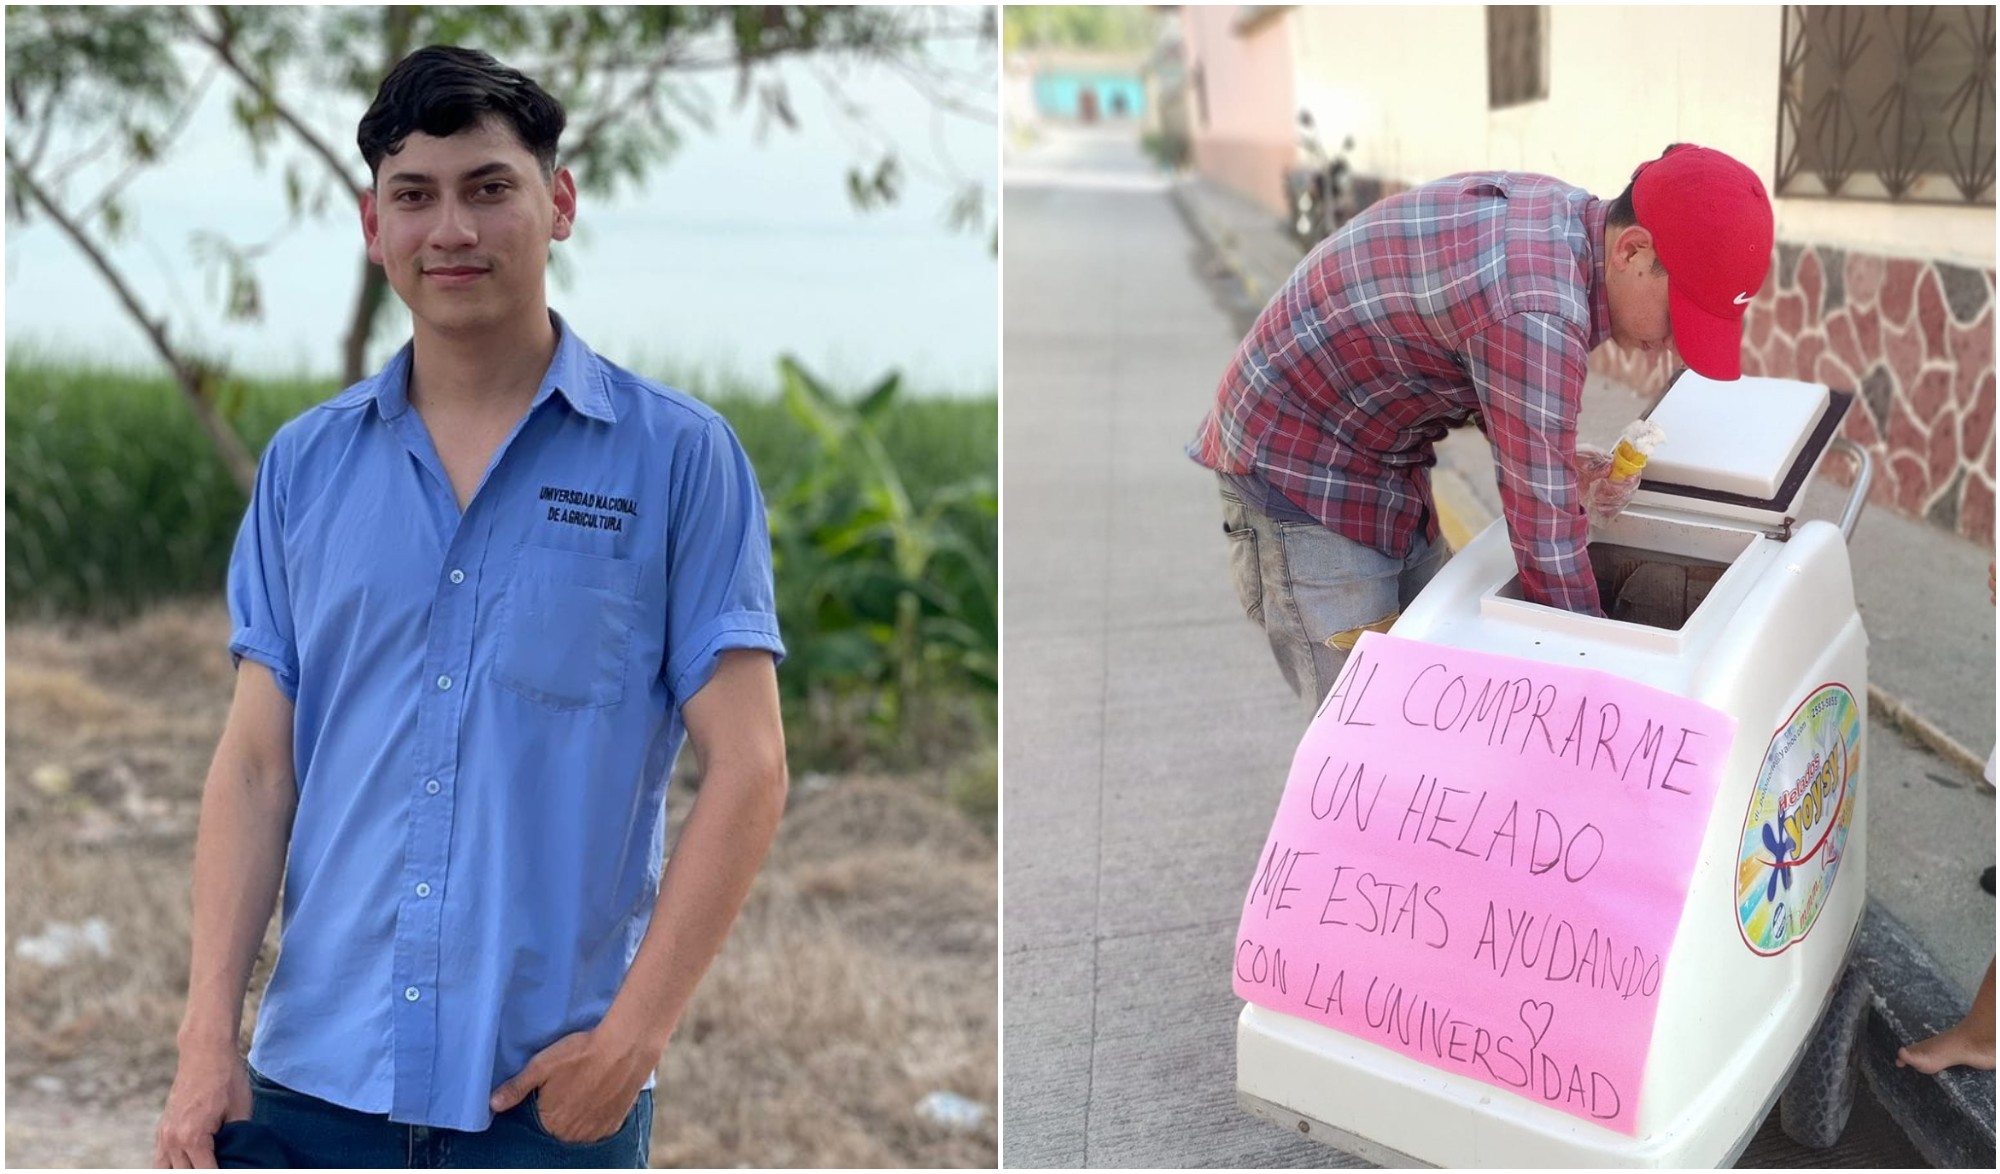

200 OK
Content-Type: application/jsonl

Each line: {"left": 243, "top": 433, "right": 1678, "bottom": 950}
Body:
{"left": 228, "top": 266, "right": 261, "bottom": 322}
{"left": 856, "top": 370, "right": 901, "bottom": 420}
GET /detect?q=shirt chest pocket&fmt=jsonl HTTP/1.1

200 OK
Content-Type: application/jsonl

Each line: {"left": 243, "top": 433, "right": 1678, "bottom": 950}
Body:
{"left": 494, "top": 545, "right": 643, "bottom": 711}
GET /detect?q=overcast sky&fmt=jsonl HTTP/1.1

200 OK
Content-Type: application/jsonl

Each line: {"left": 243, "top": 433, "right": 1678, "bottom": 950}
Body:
{"left": 6, "top": 29, "right": 998, "bottom": 396}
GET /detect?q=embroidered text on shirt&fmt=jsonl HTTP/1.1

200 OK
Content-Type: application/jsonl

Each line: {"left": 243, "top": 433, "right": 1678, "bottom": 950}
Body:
{"left": 539, "top": 484, "right": 639, "bottom": 532}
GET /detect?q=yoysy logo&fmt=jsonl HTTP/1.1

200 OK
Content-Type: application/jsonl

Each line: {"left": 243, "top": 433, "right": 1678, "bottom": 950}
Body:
{"left": 1735, "top": 685, "right": 1861, "bottom": 955}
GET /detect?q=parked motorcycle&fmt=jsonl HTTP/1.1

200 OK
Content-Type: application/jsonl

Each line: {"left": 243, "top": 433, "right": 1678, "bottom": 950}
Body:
{"left": 1282, "top": 110, "right": 1389, "bottom": 252}
{"left": 1282, "top": 110, "right": 1356, "bottom": 252}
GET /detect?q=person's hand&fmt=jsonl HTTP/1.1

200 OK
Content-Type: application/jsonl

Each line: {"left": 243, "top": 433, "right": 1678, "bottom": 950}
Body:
{"left": 1572, "top": 445, "right": 1613, "bottom": 491}
{"left": 489, "top": 1028, "right": 653, "bottom": 1145}
{"left": 152, "top": 1044, "right": 250, "bottom": 1169}
{"left": 1584, "top": 470, "right": 1644, "bottom": 525}
{"left": 1573, "top": 445, "right": 1643, "bottom": 525}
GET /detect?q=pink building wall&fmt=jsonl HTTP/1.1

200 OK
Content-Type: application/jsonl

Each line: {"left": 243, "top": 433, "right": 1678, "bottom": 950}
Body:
{"left": 1179, "top": 6, "right": 1296, "bottom": 216}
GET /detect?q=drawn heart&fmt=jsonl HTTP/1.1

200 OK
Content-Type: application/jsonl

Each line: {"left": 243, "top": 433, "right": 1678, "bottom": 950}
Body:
{"left": 1519, "top": 999, "right": 1555, "bottom": 1046}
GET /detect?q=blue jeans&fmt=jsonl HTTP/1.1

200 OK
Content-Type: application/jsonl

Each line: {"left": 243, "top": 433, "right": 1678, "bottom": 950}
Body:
{"left": 1219, "top": 480, "right": 1448, "bottom": 721}
{"left": 248, "top": 1066, "right": 653, "bottom": 1168}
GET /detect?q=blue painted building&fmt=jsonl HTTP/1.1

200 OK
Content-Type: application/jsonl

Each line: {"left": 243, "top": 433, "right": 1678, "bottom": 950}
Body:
{"left": 1032, "top": 60, "right": 1147, "bottom": 122}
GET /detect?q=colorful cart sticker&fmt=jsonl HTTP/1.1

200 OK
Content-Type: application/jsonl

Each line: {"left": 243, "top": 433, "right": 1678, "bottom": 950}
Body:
{"left": 1735, "top": 684, "right": 1861, "bottom": 955}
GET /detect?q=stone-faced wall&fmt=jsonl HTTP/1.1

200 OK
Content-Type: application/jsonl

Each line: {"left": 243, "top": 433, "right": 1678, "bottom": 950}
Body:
{"left": 1589, "top": 247, "right": 1998, "bottom": 547}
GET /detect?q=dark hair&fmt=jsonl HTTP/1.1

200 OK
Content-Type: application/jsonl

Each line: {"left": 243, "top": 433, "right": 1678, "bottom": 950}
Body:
{"left": 1606, "top": 179, "right": 1639, "bottom": 230}
{"left": 357, "top": 46, "right": 566, "bottom": 183}
{"left": 1606, "top": 144, "right": 1685, "bottom": 273}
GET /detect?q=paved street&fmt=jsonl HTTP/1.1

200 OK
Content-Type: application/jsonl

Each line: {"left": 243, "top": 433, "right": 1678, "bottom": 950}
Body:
{"left": 1002, "top": 126, "right": 1992, "bottom": 1168}
{"left": 1002, "top": 128, "right": 1351, "bottom": 1168}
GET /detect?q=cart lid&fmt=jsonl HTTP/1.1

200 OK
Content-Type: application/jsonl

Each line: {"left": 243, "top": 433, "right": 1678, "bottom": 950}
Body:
{"left": 1628, "top": 372, "right": 1853, "bottom": 530}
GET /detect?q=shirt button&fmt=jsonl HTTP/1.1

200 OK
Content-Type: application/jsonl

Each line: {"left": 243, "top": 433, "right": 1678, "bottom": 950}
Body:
{"left": 436, "top": 675, "right": 451, "bottom": 690}
{"left": 425, "top": 779, "right": 441, "bottom": 795}
{"left": 404, "top": 987, "right": 420, "bottom": 1002}
{"left": 416, "top": 882, "right": 432, "bottom": 898}
{"left": 449, "top": 569, "right": 465, "bottom": 585}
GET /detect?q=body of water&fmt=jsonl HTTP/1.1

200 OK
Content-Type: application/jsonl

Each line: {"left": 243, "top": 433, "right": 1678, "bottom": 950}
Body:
{"left": 5, "top": 31, "right": 998, "bottom": 396}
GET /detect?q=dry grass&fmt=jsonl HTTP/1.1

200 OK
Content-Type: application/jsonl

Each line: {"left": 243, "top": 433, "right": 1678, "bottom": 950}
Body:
{"left": 4, "top": 599, "right": 996, "bottom": 1168}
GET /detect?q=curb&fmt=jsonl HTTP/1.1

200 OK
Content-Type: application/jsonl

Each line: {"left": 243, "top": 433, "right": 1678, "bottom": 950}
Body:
{"left": 1868, "top": 685, "right": 1993, "bottom": 791}
{"left": 1172, "top": 176, "right": 1990, "bottom": 787}
{"left": 1852, "top": 899, "right": 1998, "bottom": 1167}
{"left": 1168, "top": 178, "right": 1268, "bottom": 309}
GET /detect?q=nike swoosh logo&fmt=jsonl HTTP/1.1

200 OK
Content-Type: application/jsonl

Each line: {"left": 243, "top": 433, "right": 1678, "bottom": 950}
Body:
{"left": 1734, "top": 292, "right": 1752, "bottom": 305}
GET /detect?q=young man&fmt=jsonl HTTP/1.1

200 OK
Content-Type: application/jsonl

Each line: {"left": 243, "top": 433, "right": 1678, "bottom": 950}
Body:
{"left": 152, "top": 46, "right": 788, "bottom": 1168}
{"left": 1189, "top": 144, "right": 1774, "bottom": 717}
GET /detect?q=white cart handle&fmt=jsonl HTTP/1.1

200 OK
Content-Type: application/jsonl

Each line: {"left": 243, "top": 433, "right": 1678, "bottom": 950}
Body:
{"left": 1829, "top": 438, "right": 1870, "bottom": 543}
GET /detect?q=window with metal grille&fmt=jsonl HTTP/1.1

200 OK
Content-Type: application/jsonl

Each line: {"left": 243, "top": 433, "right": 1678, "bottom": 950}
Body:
{"left": 1487, "top": 6, "right": 1548, "bottom": 109}
{"left": 1777, "top": 5, "right": 1995, "bottom": 204}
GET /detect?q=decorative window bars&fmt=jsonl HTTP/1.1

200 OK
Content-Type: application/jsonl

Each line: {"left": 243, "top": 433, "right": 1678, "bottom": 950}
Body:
{"left": 1777, "top": 5, "right": 1995, "bottom": 204}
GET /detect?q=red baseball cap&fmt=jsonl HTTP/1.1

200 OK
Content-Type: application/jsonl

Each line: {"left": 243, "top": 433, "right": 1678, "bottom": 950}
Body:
{"left": 1630, "top": 144, "right": 1774, "bottom": 381}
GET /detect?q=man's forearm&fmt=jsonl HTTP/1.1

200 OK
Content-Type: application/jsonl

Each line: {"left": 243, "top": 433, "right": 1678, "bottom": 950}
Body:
{"left": 598, "top": 754, "right": 787, "bottom": 1064}
{"left": 178, "top": 750, "right": 296, "bottom": 1052}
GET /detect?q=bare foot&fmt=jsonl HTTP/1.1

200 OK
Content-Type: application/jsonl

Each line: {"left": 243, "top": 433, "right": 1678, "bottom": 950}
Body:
{"left": 1896, "top": 1021, "right": 1996, "bottom": 1073}
{"left": 1899, "top": 959, "right": 1998, "bottom": 1073}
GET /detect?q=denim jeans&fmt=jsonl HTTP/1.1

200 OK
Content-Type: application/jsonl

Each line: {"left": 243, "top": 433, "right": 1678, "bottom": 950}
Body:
{"left": 248, "top": 1066, "right": 653, "bottom": 1168}
{"left": 1218, "top": 479, "right": 1448, "bottom": 721}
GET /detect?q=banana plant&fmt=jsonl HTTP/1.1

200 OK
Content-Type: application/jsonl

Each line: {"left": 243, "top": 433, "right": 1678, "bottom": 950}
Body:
{"left": 768, "top": 357, "right": 996, "bottom": 747}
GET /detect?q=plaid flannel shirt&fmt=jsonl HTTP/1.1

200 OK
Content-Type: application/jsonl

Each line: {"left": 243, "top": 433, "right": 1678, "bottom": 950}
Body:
{"left": 1189, "top": 171, "right": 1612, "bottom": 615}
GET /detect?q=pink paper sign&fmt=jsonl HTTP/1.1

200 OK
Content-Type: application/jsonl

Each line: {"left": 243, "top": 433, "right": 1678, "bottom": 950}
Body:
{"left": 1234, "top": 631, "right": 1736, "bottom": 1135}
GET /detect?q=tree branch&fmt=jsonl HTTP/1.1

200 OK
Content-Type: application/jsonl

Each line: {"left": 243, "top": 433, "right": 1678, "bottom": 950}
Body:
{"left": 21, "top": 85, "right": 60, "bottom": 177}
{"left": 561, "top": 48, "right": 687, "bottom": 168}
{"left": 80, "top": 63, "right": 220, "bottom": 231}
{"left": 509, "top": 25, "right": 988, "bottom": 79}
{"left": 885, "top": 55, "right": 998, "bottom": 125}
{"left": 6, "top": 143, "right": 259, "bottom": 494}
{"left": 190, "top": 5, "right": 365, "bottom": 199}
{"left": 43, "top": 120, "right": 129, "bottom": 190}
{"left": 338, "top": 2, "right": 416, "bottom": 383}
{"left": 549, "top": 20, "right": 989, "bottom": 152}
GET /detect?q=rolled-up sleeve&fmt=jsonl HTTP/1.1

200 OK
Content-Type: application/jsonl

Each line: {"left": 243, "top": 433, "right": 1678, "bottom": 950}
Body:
{"left": 662, "top": 416, "right": 786, "bottom": 708}
{"left": 226, "top": 430, "right": 302, "bottom": 698}
{"left": 1464, "top": 312, "right": 1604, "bottom": 616}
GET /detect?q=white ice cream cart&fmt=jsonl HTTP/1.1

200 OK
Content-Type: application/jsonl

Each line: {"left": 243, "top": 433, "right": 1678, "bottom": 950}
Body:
{"left": 1236, "top": 372, "right": 1876, "bottom": 1167}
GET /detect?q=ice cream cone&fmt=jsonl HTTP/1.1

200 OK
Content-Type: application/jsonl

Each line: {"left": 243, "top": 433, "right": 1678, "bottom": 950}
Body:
{"left": 1610, "top": 438, "right": 1648, "bottom": 481}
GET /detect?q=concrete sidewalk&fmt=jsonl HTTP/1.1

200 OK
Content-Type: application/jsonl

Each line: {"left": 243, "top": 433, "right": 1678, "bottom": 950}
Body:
{"left": 1004, "top": 128, "right": 1354, "bottom": 1168}
{"left": 1001, "top": 127, "right": 1993, "bottom": 1168}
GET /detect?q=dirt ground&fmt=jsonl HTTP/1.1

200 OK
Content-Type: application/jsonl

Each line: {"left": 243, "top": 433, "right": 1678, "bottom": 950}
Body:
{"left": 4, "top": 599, "right": 997, "bottom": 1168}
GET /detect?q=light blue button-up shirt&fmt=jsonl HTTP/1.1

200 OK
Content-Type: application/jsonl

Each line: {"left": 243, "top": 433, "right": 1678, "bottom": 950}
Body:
{"left": 227, "top": 312, "right": 784, "bottom": 1131}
